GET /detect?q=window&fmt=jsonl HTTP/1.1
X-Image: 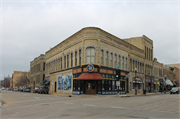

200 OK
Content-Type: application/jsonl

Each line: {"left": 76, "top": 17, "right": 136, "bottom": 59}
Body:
{"left": 118, "top": 55, "right": 121, "bottom": 67}
{"left": 64, "top": 56, "right": 66, "bottom": 69}
{"left": 110, "top": 53, "right": 113, "bottom": 67}
{"left": 106, "top": 51, "right": 108, "bottom": 66}
{"left": 71, "top": 53, "right": 73, "bottom": 67}
{"left": 60, "top": 58, "right": 62, "bottom": 69}
{"left": 145, "top": 46, "right": 146, "bottom": 59}
{"left": 125, "top": 58, "right": 127, "bottom": 70}
{"left": 102, "top": 80, "right": 104, "bottom": 90}
{"left": 151, "top": 49, "right": 152, "bottom": 61}
{"left": 147, "top": 47, "right": 148, "bottom": 60}
{"left": 101, "top": 50, "right": 104, "bottom": 65}
{"left": 115, "top": 54, "right": 117, "bottom": 67}
{"left": 139, "top": 63, "right": 141, "bottom": 72}
{"left": 138, "top": 62, "right": 139, "bottom": 72}
{"left": 43, "top": 63, "right": 45, "bottom": 71}
{"left": 86, "top": 47, "right": 96, "bottom": 64}
{"left": 149, "top": 49, "right": 150, "bottom": 61}
{"left": 75, "top": 52, "right": 77, "bottom": 66}
{"left": 122, "top": 57, "right": 124, "bottom": 69}
{"left": 130, "top": 59, "right": 132, "bottom": 70}
{"left": 79, "top": 50, "right": 81, "bottom": 65}
{"left": 67, "top": 55, "right": 69, "bottom": 68}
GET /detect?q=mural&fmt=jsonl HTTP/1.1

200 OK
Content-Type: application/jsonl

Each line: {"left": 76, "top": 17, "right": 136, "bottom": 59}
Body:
{"left": 58, "top": 75, "right": 71, "bottom": 90}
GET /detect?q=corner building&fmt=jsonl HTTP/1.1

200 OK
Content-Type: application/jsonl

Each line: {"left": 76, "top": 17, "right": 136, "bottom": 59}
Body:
{"left": 45, "top": 27, "right": 145, "bottom": 95}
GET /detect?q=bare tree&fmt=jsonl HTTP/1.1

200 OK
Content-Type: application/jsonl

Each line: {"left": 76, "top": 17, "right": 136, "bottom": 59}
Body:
{"left": 14, "top": 73, "right": 30, "bottom": 88}
{"left": 3, "top": 75, "right": 11, "bottom": 88}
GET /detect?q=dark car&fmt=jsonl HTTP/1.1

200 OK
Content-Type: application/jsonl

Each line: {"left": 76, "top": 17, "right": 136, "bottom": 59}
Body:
{"left": 18, "top": 87, "right": 23, "bottom": 92}
{"left": 38, "top": 87, "right": 49, "bottom": 94}
{"left": 33, "top": 87, "right": 39, "bottom": 93}
{"left": 170, "top": 87, "right": 180, "bottom": 94}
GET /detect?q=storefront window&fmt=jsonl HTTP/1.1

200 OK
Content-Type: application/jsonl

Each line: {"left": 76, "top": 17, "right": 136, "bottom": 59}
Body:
{"left": 87, "top": 82, "right": 90, "bottom": 89}
{"left": 112, "top": 81, "right": 115, "bottom": 90}
{"left": 109, "top": 80, "right": 111, "bottom": 90}
{"left": 102, "top": 80, "right": 105, "bottom": 90}
{"left": 105, "top": 80, "right": 108, "bottom": 90}
{"left": 98, "top": 81, "right": 101, "bottom": 91}
{"left": 92, "top": 82, "right": 95, "bottom": 89}
{"left": 78, "top": 81, "right": 80, "bottom": 90}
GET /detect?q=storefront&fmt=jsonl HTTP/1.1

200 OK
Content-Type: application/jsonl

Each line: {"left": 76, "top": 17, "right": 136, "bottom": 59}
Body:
{"left": 132, "top": 77, "right": 143, "bottom": 93}
{"left": 145, "top": 75, "right": 154, "bottom": 93}
{"left": 73, "top": 64, "right": 129, "bottom": 95}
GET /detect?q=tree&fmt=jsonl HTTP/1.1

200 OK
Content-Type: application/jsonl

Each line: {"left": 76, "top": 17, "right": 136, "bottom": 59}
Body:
{"left": 14, "top": 73, "right": 30, "bottom": 88}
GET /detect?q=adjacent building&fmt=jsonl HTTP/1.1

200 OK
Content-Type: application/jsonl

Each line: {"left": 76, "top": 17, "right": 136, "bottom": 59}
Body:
{"left": 12, "top": 71, "right": 30, "bottom": 89}
{"left": 30, "top": 54, "right": 46, "bottom": 90}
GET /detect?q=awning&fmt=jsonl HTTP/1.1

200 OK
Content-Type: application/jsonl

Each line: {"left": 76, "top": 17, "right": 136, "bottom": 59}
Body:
{"left": 165, "top": 79, "right": 173, "bottom": 86}
{"left": 171, "top": 80, "right": 176, "bottom": 86}
{"left": 44, "top": 81, "right": 50, "bottom": 85}
{"left": 41, "top": 80, "right": 47, "bottom": 85}
{"left": 77, "top": 73, "right": 104, "bottom": 80}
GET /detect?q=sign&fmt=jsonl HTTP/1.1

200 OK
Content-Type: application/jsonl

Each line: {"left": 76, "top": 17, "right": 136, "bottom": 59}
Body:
{"left": 116, "top": 81, "right": 120, "bottom": 86}
{"left": 87, "top": 64, "right": 94, "bottom": 72}
{"left": 116, "top": 66, "right": 121, "bottom": 69}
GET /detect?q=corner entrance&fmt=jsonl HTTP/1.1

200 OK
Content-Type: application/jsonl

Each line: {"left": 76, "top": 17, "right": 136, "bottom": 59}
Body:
{"left": 86, "top": 81, "right": 96, "bottom": 94}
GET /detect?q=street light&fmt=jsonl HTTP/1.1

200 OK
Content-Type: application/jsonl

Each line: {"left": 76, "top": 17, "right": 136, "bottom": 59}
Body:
{"left": 135, "top": 68, "right": 137, "bottom": 95}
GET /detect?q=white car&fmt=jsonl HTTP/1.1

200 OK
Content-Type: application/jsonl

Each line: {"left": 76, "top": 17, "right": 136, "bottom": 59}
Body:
{"left": 6, "top": 88, "right": 9, "bottom": 91}
{"left": 2, "top": 87, "right": 4, "bottom": 90}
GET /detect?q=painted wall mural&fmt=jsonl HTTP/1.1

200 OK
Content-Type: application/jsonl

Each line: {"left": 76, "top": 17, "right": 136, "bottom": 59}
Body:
{"left": 58, "top": 75, "right": 71, "bottom": 90}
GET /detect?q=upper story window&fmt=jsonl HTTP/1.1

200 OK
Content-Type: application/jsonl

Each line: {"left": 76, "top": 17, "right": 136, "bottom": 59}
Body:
{"left": 114, "top": 54, "right": 117, "bottom": 67}
{"left": 110, "top": 53, "right": 113, "bottom": 67}
{"left": 64, "top": 56, "right": 66, "bottom": 69}
{"left": 106, "top": 51, "right": 109, "bottom": 66}
{"left": 101, "top": 50, "right": 104, "bottom": 65}
{"left": 122, "top": 57, "right": 124, "bottom": 69}
{"left": 67, "top": 55, "right": 69, "bottom": 68}
{"left": 118, "top": 55, "right": 121, "bottom": 67}
{"left": 125, "top": 58, "right": 127, "bottom": 70}
{"left": 79, "top": 50, "right": 81, "bottom": 65}
{"left": 71, "top": 53, "right": 73, "bottom": 67}
{"left": 75, "top": 51, "right": 77, "bottom": 66}
{"left": 145, "top": 46, "right": 146, "bottom": 59}
{"left": 86, "top": 47, "right": 96, "bottom": 64}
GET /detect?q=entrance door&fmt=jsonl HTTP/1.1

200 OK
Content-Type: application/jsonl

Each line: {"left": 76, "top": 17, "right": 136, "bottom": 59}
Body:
{"left": 55, "top": 82, "right": 57, "bottom": 93}
{"left": 86, "top": 81, "right": 96, "bottom": 94}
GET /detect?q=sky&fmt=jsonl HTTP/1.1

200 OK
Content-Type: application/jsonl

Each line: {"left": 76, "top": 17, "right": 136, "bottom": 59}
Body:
{"left": 0, "top": 0, "right": 179, "bottom": 80}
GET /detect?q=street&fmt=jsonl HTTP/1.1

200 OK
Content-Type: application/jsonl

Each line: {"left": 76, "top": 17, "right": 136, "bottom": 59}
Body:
{"left": 1, "top": 90, "right": 180, "bottom": 119}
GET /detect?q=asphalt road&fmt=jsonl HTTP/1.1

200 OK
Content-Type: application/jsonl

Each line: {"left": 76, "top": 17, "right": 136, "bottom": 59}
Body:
{"left": 1, "top": 90, "right": 180, "bottom": 119}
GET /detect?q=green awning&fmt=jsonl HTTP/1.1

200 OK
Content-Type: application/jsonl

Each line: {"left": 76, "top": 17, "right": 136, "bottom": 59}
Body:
{"left": 44, "top": 81, "right": 50, "bottom": 85}
{"left": 41, "top": 80, "right": 47, "bottom": 85}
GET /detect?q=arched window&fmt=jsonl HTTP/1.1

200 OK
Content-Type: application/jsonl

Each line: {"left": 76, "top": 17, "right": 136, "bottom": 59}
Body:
{"left": 86, "top": 47, "right": 96, "bottom": 64}
{"left": 122, "top": 57, "right": 124, "bottom": 69}
{"left": 110, "top": 53, "right": 113, "bottom": 67}
{"left": 79, "top": 50, "right": 81, "bottom": 65}
{"left": 114, "top": 54, "right": 117, "bottom": 67}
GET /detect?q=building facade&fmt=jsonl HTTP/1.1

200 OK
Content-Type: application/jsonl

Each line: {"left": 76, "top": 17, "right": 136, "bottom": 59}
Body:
{"left": 12, "top": 71, "right": 30, "bottom": 89}
{"left": 45, "top": 27, "right": 147, "bottom": 95}
{"left": 30, "top": 54, "right": 46, "bottom": 90}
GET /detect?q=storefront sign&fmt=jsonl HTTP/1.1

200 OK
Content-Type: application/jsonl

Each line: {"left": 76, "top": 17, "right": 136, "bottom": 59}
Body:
{"left": 87, "top": 64, "right": 94, "bottom": 72}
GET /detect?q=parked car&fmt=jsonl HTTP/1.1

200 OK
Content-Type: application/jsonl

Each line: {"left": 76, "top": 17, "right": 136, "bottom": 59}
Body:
{"left": 170, "top": 87, "right": 180, "bottom": 94}
{"left": 6, "top": 88, "right": 9, "bottom": 91}
{"left": 33, "top": 87, "right": 39, "bottom": 93}
{"left": 8, "top": 88, "right": 12, "bottom": 91}
{"left": 0, "top": 89, "right": 1, "bottom": 93}
{"left": 18, "top": 87, "right": 23, "bottom": 92}
{"left": 38, "top": 87, "right": 49, "bottom": 94}
{"left": 2, "top": 87, "right": 4, "bottom": 90}
{"left": 13, "top": 88, "right": 18, "bottom": 91}
{"left": 23, "top": 87, "right": 31, "bottom": 92}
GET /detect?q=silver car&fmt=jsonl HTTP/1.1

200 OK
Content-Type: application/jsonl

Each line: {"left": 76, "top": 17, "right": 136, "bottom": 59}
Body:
{"left": 23, "top": 87, "right": 31, "bottom": 92}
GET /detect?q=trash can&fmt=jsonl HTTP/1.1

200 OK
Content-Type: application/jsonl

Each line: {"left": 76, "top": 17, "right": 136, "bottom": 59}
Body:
{"left": 143, "top": 89, "right": 146, "bottom": 94}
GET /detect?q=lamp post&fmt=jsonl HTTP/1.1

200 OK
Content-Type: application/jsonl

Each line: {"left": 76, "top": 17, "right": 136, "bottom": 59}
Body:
{"left": 135, "top": 68, "right": 137, "bottom": 95}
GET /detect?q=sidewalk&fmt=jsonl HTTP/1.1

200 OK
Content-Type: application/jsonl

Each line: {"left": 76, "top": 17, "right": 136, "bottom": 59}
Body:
{"left": 51, "top": 92, "right": 169, "bottom": 97}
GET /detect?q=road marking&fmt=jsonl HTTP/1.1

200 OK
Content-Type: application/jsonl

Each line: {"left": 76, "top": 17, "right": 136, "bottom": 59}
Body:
{"left": 111, "top": 106, "right": 129, "bottom": 109}
{"left": 34, "top": 97, "right": 40, "bottom": 100}
{"left": 83, "top": 104, "right": 96, "bottom": 106}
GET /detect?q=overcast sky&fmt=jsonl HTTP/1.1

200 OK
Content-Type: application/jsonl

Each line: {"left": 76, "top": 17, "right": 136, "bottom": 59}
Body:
{"left": 0, "top": 0, "right": 179, "bottom": 80}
